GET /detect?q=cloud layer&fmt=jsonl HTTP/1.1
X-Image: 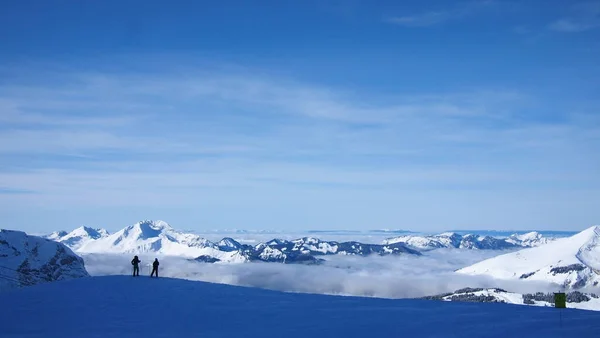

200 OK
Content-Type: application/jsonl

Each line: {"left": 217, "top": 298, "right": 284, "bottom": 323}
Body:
{"left": 82, "top": 250, "right": 558, "bottom": 299}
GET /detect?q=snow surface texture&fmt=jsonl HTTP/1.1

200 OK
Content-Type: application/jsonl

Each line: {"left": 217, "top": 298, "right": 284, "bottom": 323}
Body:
{"left": 60, "top": 220, "right": 421, "bottom": 262}
{"left": 383, "top": 231, "right": 553, "bottom": 250}
{"left": 0, "top": 229, "right": 89, "bottom": 290}
{"left": 458, "top": 226, "right": 600, "bottom": 290}
{"left": 0, "top": 276, "right": 599, "bottom": 338}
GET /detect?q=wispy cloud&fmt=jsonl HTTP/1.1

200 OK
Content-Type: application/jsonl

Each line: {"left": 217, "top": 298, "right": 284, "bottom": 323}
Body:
{"left": 0, "top": 70, "right": 528, "bottom": 161}
{"left": 0, "top": 187, "right": 35, "bottom": 194}
{"left": 0, "top": 62, "right": 598, "bottom": 231}
{"left": 548, "top": 1, "right": 600, "bottom": 32}
{"left": 386, "top": 11, "right": 450, "bottom": 27}
{"left": 549, "top": 19, "right": 600, "bottom": 32}
{"left": 386, "top": 1, "right": 498, "bottom": 27}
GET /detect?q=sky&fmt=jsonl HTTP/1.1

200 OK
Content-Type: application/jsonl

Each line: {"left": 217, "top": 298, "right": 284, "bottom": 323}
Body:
{"left": 0, "top": 0, "right": 599, "bottom": 233}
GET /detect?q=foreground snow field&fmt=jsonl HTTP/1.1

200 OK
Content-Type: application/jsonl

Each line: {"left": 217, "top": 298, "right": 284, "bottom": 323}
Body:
{"left": 1, "top": 276, "right": 599, "bottom": 338}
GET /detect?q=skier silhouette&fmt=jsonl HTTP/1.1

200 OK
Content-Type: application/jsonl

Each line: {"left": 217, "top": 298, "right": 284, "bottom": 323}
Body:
{"left": 150, "top": 258, "right": 159, "bottom": 277}
{"left": 131, "top": 255, "right": 141, "bottom": 277}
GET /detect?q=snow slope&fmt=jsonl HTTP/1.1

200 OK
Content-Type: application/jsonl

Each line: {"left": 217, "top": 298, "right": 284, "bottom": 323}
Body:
{"left": 457, "top": 226, "right": 600, "bottom": 289}
{"left": 577, "top": 226, "right": 600, "bottom": 273}
{"left": 0, "top": 276, "right": 599, "bottom": 338}
{"left": 0, "top": 229, "right": 89, "bottom": 290}
{"left": 45, "top": 226, "right": 110, "bottom": 250}
{"left": 384, "top": 231, "right": 553, "bottom": 250}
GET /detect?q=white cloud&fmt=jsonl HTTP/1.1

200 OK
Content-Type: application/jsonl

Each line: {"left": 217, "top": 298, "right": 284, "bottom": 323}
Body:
{"left": 548, "top": 1, "right": 600, "bottom": 32}
{"left": 386, "top": 1, "right": 498, "bottom": 28}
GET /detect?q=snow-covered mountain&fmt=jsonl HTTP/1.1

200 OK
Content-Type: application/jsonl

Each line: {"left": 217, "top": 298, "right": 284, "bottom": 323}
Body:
{"left": 51, "top": 220, "right": 421, "bottom": 263}
{"left": 0, "top": 229, "right": 89, "bottom": 290}
{"left": 383, "top": 231, "right": 553, "bottom": 251}
{"left": 424, "top": 287, "right": 600, "bottom": 311}
{"left": 457, "top": 226, "right": 600, "bottom": 289}
{"left": 45, "top": 226, "right": 110, "bottom": 250}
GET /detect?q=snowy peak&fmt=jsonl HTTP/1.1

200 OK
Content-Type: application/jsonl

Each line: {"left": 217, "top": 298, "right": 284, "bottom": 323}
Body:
{"left": 69, "top": 226, "right": 109, "bottom": 239}
{"left": 266, "top": 238, "right": 287, "bottom": 246}
{"left": 46, "top": 230, "right": 68, "bottom": 240}
{"left": 458, "top": 225, "right": 600, "bottom": 289}
{"left": 217, "top": 238, "right": 243, "bottom": 251}
{"left": 45, "top": 226, "right": 110, "bottom": 250}
{"left": 121, "top": 220, "right": 173, "bottom": 240}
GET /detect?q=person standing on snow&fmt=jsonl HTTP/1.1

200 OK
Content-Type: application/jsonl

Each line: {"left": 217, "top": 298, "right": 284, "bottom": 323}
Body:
{"left": 131, "top": 255, "right": 141, "bottom": 277}
{"left": 150, "top": 258, "right": 159, "bottom": 277}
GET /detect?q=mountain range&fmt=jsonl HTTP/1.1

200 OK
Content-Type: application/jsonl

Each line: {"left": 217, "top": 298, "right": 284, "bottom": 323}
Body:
{"left": 46, "top": 220, "right": 557, "bottom": 262}
{"left": 46, "top": 220, "right": 422, "bottom": 263}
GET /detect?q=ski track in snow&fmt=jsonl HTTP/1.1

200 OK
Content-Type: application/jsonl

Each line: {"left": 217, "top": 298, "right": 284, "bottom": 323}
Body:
{"left": 1, "top": 275, "right": 599, "bottom": 338}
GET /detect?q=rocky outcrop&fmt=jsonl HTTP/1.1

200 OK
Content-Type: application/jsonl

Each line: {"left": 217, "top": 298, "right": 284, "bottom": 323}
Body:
{"left": 0, "top": 229, "right": 89, "bottom": 290}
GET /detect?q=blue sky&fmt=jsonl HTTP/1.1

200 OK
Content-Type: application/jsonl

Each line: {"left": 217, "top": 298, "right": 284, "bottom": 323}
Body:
{"left": 0, "top": 0, "right": 599, "bottom": 233}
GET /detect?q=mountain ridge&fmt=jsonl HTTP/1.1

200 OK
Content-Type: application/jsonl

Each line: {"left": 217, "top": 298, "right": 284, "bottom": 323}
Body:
{"left": 383, "top": 231, "right": 553, "bottom": 250}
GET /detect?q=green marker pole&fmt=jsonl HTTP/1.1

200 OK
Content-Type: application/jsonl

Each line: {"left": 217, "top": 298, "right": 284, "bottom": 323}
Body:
{"left": 554, "top": 292, "right": 566, "bottom": 329}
